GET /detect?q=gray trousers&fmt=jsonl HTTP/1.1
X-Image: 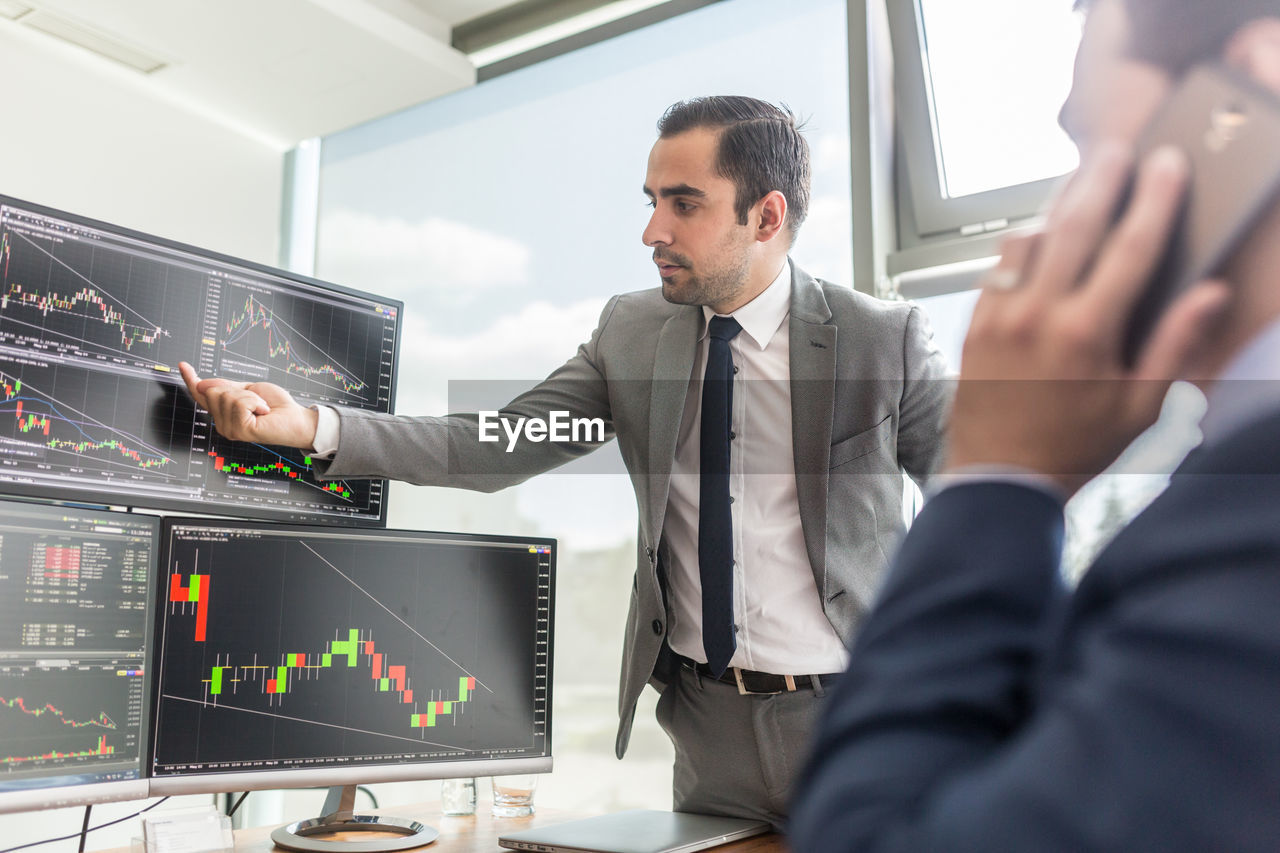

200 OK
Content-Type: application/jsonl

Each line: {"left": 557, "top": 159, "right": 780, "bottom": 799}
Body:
{"left": 654, "top": 663, "right": 830, "bottom": 829}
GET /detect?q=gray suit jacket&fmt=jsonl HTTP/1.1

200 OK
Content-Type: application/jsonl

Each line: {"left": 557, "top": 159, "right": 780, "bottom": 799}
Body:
{"left": 318, "top": 263, "right": 952, "bottom": 757}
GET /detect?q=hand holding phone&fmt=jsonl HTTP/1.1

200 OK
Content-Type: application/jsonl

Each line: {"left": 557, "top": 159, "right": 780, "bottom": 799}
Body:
{"left": 944, "top": 143, "right": 1231, "bottom": 494}
{"left": 1121, "top": 63, "right": 1280, "bottom": 364}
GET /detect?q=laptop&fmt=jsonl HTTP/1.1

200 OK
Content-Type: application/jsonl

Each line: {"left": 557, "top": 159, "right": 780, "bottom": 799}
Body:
{"left": 497, "top": 809, "right": 771, "bottom": 853}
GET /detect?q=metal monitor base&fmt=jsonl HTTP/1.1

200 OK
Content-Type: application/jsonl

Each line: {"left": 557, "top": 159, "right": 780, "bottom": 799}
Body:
{"left": 269, "top": 785, "right": 439, "bottom": 853}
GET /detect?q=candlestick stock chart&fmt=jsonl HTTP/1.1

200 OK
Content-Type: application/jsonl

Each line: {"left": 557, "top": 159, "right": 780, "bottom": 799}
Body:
{"left": 152, "top": 522, "right": 553, "bottom": 776}
{"left": 0, "top": 218, "right": 201, "bottom": 373}
{"left": 0, "top": 665, "right": 145, "bottom": 773}
{"left": 0, "top": 501, "right": 156, "bottom": 792}
{"left": 218, "top": 287, "right": 384, "bottom": 407}
{"left": 0, "top": 195, "right": 401, "bottom": 525}
{"left": 0, "top": 357, "right": 192, "bottom": 485}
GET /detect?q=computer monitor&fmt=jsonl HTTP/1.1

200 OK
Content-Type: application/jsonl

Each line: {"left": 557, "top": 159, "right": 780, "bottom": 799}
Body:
{"left": 0, "top": 194, "right": 401, "bottom": 526}
{"left": 149, "top": 517, "right": 554, "bottom": 849}
{"left": 0, "top": 498, "right": 157, "bottom": 814}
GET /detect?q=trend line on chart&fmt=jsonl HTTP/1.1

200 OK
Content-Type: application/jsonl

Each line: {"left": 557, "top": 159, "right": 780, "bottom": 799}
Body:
{"left": 299, "top": 542, "right": 493, "bottom": 695}
{"left": 1, "top": 734, "right": 114, "bottom": 766}
{"left": 202, "top": 628, "right": 478, "bottom": 734}
{"left": 170, "top": 572, "right": 209, "bottom": 642}
{"left": 206, "top": 446, "right": 354, "bottom": 501}
{"left": 160, "top": 693, "right": 465, "bottom": 750}
{"left": 223, "top": 294, "right": 367, "bottom": 395}
{"left": 0, "top": 696, "right": 117, "bottom": 730}
{"left": 2, "top": 374, "right": 174, "bottom": 472}
{"left": 0, "top": 230, "right": 171, "bottom": 352}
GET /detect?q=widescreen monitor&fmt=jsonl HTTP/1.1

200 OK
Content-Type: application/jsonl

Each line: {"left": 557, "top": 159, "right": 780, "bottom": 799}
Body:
{"left": 0, "top": 498, "right": 157, "bottom": 814}
{"left": 0, "top": 194, "right": 401, "bottom": 526}
{"left": 149, "top": 517, "right": 553, "bottom": 845}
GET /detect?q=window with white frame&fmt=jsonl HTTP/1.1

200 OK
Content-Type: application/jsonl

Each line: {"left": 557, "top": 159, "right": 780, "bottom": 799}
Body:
{"left": 887, "top": 0, "right": 1083, "bottom": 275}
{"left": 899, "top": 0, "right": 1203, "bottom": 582}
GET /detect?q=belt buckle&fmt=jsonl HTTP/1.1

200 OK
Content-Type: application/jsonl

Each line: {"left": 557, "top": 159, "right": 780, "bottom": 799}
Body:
{"left": 733, "top": 668, "right": 797, "bottom": 695}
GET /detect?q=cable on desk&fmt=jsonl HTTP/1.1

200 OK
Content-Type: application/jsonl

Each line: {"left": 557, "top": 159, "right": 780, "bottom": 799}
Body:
{"left": 226, "top": 791, "right": 251, "bottom": 819}
{"left": 77, "top": 806, "right": 92, "bottom": 853}
{"left": 0, "top": 797, "right": 170, "bottom": 853}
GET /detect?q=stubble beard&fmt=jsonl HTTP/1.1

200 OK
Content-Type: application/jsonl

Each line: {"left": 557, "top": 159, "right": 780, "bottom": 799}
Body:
{"left": 658, "top": 248, "right": 751, "bottom": 310}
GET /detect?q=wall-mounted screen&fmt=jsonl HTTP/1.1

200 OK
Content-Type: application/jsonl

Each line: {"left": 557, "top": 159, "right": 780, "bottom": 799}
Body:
{"left": 0, "top": 195, "right": 400, "bottom": 526}
{"left": 0, "top": 499, "right": 157, "bottom": 813}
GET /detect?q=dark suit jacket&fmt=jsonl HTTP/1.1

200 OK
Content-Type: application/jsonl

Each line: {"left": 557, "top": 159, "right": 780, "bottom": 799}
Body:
{"left": 789, "top": 409, "right": 1280, "bottom": 852}
{"left": 317, "top": 262, "right": 952, "bottom": 757}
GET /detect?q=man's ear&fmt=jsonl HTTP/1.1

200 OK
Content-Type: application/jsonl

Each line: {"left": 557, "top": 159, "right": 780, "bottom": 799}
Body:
{"left": 754, "top": 190, "right": 789, "bottom": 244}
{"left": 1225, "top": 18, "right": 1280, "bottom": 92}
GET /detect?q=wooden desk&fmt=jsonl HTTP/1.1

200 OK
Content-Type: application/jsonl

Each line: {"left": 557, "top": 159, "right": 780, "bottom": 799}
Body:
{"left": 106, "top": 802, "right": 787, "bottom": 853}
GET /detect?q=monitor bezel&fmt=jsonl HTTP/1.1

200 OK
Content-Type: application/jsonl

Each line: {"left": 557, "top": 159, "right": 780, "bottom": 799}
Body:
{"left": 0, "top": 778, "right": 151, "bottom": 816}
{"left": 0, "top": 193, "right": 403, "bottom": 528}
{"left": 147, "top": 516, "right": 556, "bottom": 796}
{"left": 0, "top": 497, "right": 159, "bottom": 815}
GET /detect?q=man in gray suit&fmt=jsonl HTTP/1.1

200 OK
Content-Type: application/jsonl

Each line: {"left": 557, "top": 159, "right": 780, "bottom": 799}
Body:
{"left": 180, "top": 96, "right": 951, "bottom": 825}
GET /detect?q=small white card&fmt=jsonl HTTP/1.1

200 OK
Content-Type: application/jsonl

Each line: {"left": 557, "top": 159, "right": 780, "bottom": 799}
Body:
{"left": 141, "top": 806, "right": 233, "bottom": 853}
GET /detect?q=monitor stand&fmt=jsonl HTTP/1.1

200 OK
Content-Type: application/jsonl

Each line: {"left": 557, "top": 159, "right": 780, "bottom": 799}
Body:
{"left": 269, "top": 785, "right": 439, "bottom": 852}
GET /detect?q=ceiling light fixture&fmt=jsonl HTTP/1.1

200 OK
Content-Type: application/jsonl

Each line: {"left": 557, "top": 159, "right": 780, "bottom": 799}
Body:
{"left": 20, "top": 9, "right": 167, "bottom": 73}
{"left": 467, "top": 0, "right": 668, "bottom": 68}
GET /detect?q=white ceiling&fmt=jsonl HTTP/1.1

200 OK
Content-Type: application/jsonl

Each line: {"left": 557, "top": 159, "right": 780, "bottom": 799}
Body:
{"left": 0, "top": 0, "right": 521, "bottom": 149}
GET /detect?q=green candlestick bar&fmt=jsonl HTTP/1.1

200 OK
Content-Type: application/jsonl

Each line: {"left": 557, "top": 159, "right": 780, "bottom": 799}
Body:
{"left": 329, "top": 628, "right": 361, "bottom": 666}
{"left": 210, "top": 666, "right": 226, "bottom": 694}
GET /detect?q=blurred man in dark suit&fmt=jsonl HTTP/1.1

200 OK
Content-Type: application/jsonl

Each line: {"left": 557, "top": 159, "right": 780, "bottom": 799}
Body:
{"left": 790, "top": 0, "right": 1280, "bottom": 849}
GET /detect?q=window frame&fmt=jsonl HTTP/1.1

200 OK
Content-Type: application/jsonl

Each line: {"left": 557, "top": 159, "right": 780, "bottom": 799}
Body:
{"left": 885, "top": 0, "right": 1064, "bottom": 244}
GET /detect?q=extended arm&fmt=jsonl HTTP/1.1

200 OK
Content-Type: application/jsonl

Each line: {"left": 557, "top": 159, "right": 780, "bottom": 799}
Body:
{"left": 181, "top": 296, "right": 622, "bottom": 492}
{"left": 316, "top": 305, "right": 619, "bottom": 490}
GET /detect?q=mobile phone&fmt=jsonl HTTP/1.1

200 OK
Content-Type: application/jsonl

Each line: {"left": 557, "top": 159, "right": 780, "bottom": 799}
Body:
{"left": 1121, "top": 63, "right": 1280, "bottom": 366}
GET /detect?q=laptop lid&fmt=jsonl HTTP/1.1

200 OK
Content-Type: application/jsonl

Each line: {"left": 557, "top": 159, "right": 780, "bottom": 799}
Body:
{"left": 498, "top": 810, "right": 771, "bottom": 853}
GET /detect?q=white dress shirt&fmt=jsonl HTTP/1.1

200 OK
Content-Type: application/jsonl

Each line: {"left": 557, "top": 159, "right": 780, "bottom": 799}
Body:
{"left": 1200, "top": 316, "right": 1280, "bottom": 446}
{"left": 312, "top": 402, "right": 340, "bottom": 457}
{"left": 663, "top": 260, "right": 849, "bottom": 675}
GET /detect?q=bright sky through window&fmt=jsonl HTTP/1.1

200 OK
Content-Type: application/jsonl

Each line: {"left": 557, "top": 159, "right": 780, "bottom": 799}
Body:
{"left": 919, "top": 0, "right": 1082, "bottom": 198}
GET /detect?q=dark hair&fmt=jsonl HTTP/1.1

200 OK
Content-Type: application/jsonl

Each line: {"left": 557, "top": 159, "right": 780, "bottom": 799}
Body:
{"left": 1077, "top": 0, "right": 1280, "bottom": 75}
{"left": 657, "top": 96, "right": 811, "bottom": 242}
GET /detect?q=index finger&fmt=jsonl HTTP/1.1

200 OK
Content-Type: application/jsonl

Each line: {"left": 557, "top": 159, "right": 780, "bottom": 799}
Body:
{"left": 1082, "top": 145, "right": 1190, "bottom": 335}
{"left": 178, "top": 362, "right": 208, "bottom": 409}
{"left": 1028, "top": 141, "right": 1135, "bottom": 294}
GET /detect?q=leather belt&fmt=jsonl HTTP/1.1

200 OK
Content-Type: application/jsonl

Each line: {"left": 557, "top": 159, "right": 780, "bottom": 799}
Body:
{"left": 675, "top": 654, "right": 842, "bottom": 696}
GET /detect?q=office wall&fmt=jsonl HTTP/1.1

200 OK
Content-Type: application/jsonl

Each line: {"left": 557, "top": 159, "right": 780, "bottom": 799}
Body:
{"left": 0, "top": 27, "right": 283, "bottom": 265}
{"left": 0, "top": 24, "right": 284, "bottom": 853}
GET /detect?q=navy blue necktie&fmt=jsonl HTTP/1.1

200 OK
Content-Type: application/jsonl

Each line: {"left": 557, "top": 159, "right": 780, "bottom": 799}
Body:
{"left": 699, "top": 315, "right": 742, "bottom": 677}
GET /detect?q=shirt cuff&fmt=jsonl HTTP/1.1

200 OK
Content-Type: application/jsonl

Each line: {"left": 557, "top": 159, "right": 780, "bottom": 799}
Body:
{"left": 927, "top": 465, "right": 1068, "bottom": 506}
{"left": 310, "top": 405, "right": 340, "bottom": 458}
